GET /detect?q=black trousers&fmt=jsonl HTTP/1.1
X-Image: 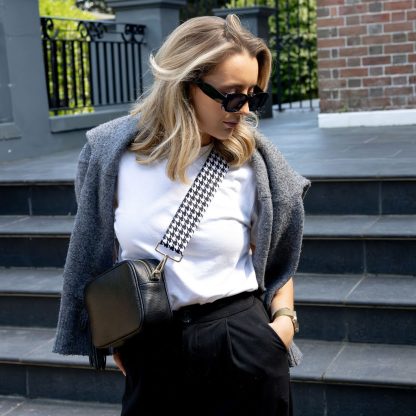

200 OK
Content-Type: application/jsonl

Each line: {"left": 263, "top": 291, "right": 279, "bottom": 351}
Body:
{"left": 118, "top": 292, "right": 293, "bottom": 416}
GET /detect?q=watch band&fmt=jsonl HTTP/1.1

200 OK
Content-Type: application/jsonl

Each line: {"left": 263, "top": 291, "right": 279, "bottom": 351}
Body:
{"left": 271, "top": 307, "right": 299, "bottom": 333}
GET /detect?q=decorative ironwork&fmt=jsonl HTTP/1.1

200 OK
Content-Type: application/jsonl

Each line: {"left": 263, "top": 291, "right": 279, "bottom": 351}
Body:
{"left": 40, "top": 16, "right": 146, "bottom": 115}
{"left": 181, "top": 0, "right": 317, "bottom": 111}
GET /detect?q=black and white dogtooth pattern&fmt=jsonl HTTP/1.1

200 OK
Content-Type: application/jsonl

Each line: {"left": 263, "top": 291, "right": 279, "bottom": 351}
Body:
{"left": 159, "top": 149, "right": 229, "bottom": 257}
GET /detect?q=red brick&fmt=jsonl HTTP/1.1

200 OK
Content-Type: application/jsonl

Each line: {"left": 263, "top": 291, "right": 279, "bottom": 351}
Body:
{"left": 408, "top": 32, "right": 416, "bottom": 41}
{"left": 330, "top": 7, "right": 338, "bottom": 17}
{"left": 346, "top": 15, "right": 360, "bottom": 25}
{"left": 385, "top": 43, "right": 414, "bottom": 54}
{"left": 341, "top": 89, "right": 369, "bottom": 98}
{"left": 340, "top": 67, "right": 369, "bottom": 77}
{"left": 318, "top": 17, "right": 345, "bottom": 27}
{"left": 362, "top": 34, "right": 392, "bottom": 45}
{"left": 347, "top": 57, "right": 361, "bottom": 67}
{"left": 363, "top": 77, "right": 392, "bottom": 87}
{"left": 319, "top": 99, "right": 345, "bottom": 113}
{"left": 409, "top": 75, "right": 416, "bottom": 83}
{"left": 319, "top": 79, "right": 347, "bottom": 89}
{"left": 392, "top": 76, "right": 408, "bottom": 85}
{"left": 317, "top": 7, "right": 330, "bottom": 18}
{"left": 339, "top": 25, "right": 367, "bottom": 36}
{"left": 363, "top": 56, "right": 391, "bottom": 65}
{"left": 407, "top": 11, "right": 416, "bottom": 20}
{"left": 384, "top": 22, "right": 413, "bottom": 32}
{"left": 318, "top": 69, "right": 331, "bottom": 79}
{"left": 384, "top": 1, "right": 413, "bottom": 10}
{"left": 319, "top": 50, "right": 331, "bottom": 59}
{"left": 319, "top": 0, "right": 344, "bottom": 6}
{"left": 318, "top": 38, "right": 346, "bottom": 48}
{"left": 385, "top": 86, "right": 413, "bottom": 95}
{"left": 319, "top": 59, "right": 347, "bottom": 69}
{"left": 361, "top": 13, "right": 391, "bottom": 24}
{"left": 409, "top": 54, "right": 416, "bottom": 63}
{"left": 367, "top": 97, "right": 393, "bottom": 109}
{"left": 385, "top": 65, "right": 414, "bottom": 74}
{"left": 391, "top": 11, "right": 406, "bottom": 21}
{"left": 370, "top": 66, "right": 384, "bottom": 76}
{"left": 339, "top": 4, "right": 368, "bottom": 15}
{"left": 340, "top": 47, "right": 368, "bottom": 57}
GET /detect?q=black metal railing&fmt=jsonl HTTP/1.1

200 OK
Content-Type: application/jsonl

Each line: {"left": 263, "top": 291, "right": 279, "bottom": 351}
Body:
{"left": 40, "top": 16, "right": 145, "bottom": 115}
{"left": 182, "top": 0, "right": 317, "bottom": 111}
{"left": 270, "top": 0, "right": 317, "bottom": 111}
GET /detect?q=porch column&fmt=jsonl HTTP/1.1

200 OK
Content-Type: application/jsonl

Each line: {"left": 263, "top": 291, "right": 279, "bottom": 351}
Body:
{"left": 107, "top": 0, "right": 187, "bottom": 90}
{"left": 0, "top": 0, "right": 54, "bottom": 160}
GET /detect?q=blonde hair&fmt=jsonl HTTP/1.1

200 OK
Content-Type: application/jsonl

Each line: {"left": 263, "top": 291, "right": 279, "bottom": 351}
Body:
{"left": 130, "top": 14, "right": 272, "bottom": 182}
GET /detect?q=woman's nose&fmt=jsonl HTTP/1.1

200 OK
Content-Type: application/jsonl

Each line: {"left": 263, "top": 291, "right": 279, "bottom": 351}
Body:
{"left": 238, "top": 100, "right": 250, "bottom": 115}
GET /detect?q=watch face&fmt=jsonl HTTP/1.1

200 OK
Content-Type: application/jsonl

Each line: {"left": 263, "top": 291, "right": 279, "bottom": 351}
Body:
{"left": 293, "top": 311, "right": 299, "bottom": 333}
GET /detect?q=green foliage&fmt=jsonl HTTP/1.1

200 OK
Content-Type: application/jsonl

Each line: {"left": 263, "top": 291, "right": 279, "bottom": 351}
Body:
{"left": 226, "top": 0, "right": 318, "bottom": 105}
{"left": 76, "top": 0, "right": 112, "bottom": 14}
{"left": 39, "top": 0, "right": 97, "bottom": 116}
{"left": 39, "top": 0, "right": 96, "bottom": 19}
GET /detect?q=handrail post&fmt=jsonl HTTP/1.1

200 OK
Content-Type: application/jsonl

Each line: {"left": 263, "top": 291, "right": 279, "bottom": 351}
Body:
{"left": 107, "top": 0, "right": 187, "bottom": 92}
{"left": 0, "top": 0, "right": 54, "bottom": 161}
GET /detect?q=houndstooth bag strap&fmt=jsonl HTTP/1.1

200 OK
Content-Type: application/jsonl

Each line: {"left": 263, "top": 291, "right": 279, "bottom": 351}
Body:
{"left": 155, "top": 148, "right": 229, "bottom": 262}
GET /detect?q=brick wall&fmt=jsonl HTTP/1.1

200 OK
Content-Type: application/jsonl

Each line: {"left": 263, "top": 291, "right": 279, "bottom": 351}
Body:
{"left": 317, "top": 0, "right": 416, "bottom": 113}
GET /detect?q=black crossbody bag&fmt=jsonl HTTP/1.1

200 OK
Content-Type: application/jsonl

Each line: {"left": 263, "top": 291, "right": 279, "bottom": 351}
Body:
{"left": 84, "top": 149, "right": 229, "bottom": 351}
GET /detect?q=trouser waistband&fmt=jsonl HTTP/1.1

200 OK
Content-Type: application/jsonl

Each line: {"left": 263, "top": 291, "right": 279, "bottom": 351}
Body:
{"left": 173, "top": 291, "right": 259, "bottom": 324}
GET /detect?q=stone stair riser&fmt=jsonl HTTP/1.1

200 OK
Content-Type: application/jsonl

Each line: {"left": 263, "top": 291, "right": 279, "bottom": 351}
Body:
{"left": 0, "top": 296, "right": 59, "bottom": 327}
{"left": 292, "top": 382, "right": 416, "bottom": 416}
{"left": 296, "top": 305, "right": 416, "bottom": 345}
{"left": 304, "top": 180, "right": 416, "bottom": 215}
{"left": 299, "top": 239, "right": 416, "bottom": 275}
{"left": 0, "top": 185, "right": 76, "bottom": 216}
{"left": 0, "top": 238, "right": 69, "bottom": 267}
{"left": 2, "top": 179, "right": 415, "bottom": 216}
{"left": 0, "top": 363, "right": 123, "bottom": 403}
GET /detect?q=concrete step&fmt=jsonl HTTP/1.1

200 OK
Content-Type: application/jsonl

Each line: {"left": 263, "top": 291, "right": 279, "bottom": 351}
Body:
{"left": 0, "top": 216, "right": 72, "bottom": 267}
{"left": 304, "top": 179, "right": 416, "bottom": 215}
{"left": 1, "top": 267, "right": 415, "bottom": 347}
{"left": 1, "top": 215, "right": 416, "bottom": 271}
{"left": 0, "top": 396, "right": 120, "bottom": 416}
{"left": 0, "top": 268, "right": 62, "bottom": 327}
{"left": 2, "top": 177, "right": 415, "bottom": 216}
{"left": 0, "top": 327, "right": 123, "bottom": 403}
{"left": 300, "top": 215, "right": 416, "bottom": 275}
{"left": 0, "top": 183, "right": 76, "bottom": 216}
{"left": 291, "top": 339, "right": 416, "bottom": 416}
{"left": 294, "top": 273, "right": 416, "bottom": 344}
{"left": 1, "top": 327, "right": 415, "bottom": 415}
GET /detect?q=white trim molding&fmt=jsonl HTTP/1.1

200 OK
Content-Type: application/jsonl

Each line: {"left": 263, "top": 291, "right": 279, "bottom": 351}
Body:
{"left": 318, "top": 109, "right": 416, "bottom": 128}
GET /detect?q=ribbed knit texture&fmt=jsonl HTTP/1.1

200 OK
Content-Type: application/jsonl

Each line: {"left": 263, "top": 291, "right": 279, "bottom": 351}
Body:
{"left": 53, "top": 115, "right": 310, "bottom": 367}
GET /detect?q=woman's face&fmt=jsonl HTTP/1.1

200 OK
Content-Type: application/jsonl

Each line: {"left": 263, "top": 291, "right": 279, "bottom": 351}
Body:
{"left": 190, "top": 51, "right": 259, "bottom": 146}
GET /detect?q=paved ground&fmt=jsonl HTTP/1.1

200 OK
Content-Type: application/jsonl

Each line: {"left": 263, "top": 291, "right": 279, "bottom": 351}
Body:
{"left": 0, "top": 396, "right": 120, "bottom": 416}
{"left": 0, "top": 110, "right": 415, "bottom": 182}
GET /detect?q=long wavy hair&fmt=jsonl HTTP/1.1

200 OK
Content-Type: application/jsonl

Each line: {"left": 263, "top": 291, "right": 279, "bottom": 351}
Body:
{"left": 130, "top": 14, "right": 272, "bottom": 182}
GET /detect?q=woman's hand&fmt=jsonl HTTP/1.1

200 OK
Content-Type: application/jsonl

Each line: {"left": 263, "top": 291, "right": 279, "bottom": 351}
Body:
{"left": 269, "top": 315, "right": 295, "bottom": 350}
{"left": 113, "top": 351, "right": 126, "bottom": 376}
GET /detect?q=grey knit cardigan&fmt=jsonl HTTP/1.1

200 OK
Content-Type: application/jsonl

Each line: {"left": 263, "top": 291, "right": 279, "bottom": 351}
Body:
{"left": 53, "top": 115, "right": 310, "bottom": 366}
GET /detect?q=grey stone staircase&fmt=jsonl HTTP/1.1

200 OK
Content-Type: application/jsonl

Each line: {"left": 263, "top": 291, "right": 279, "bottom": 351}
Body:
{"left": 1, "top": 172, "right": 416, "bottom": 415}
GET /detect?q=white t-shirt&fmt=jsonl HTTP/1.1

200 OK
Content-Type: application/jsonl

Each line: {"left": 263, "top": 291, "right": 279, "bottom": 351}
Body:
{"left": 114, "top": 145, "right": 258, "bottom": 310}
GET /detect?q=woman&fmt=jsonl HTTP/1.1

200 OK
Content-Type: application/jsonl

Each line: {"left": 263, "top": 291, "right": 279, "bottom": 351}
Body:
{"left": 53, "top": 14, "right": 310, "bottom": 416}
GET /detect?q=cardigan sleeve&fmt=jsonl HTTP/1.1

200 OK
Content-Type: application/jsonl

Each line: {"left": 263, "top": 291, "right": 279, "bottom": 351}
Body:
{"left": 74, "top": 143, "right": 92, "bottom": 203}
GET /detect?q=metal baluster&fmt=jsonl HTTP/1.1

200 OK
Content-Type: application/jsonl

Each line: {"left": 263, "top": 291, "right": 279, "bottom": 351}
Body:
{"left": 111, "top": 42, "right": 117, "bottom": 104}
{"left": 50, "top": 39, "right": 59, "bottom": 114}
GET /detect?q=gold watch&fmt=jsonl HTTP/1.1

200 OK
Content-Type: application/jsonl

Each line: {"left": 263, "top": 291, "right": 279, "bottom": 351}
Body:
{"left": 271, "top": 307, "right": 299, "bottom": 334}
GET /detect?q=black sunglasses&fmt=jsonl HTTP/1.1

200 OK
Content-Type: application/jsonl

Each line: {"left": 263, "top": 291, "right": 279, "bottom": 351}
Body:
{"left": 194, "top": 80, "right": 269, "bottom": 113}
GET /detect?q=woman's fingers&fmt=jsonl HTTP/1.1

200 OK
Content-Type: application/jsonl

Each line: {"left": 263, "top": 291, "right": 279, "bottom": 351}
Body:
{"left": 113, "top": 351, "right": 126, "bottom": 376}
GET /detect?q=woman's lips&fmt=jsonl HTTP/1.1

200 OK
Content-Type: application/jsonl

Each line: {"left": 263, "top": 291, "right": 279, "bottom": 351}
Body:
{"left": 223, "top": 121, "right": 239, "bottom": 129}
